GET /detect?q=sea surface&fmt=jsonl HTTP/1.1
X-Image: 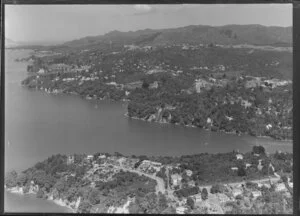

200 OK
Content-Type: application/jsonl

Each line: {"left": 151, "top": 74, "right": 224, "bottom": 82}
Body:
{"left": 4, "top": 49, "right": 293, "bottom": 213}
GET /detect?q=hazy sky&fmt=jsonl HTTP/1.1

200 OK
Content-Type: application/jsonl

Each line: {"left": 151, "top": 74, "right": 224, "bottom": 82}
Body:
{"left": 5, "top": 4, "right": 292, "bottom": 43}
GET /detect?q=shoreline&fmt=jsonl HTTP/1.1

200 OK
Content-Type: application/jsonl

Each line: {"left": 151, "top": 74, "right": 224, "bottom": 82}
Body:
{"left": 124, "top": 113, "right": 293, "bottom": 143}
{"left": 5, "top": 187, "right": 76, "bottom": 213}
{"left": 23, "top": 85, "right": 293, "bottom": 143}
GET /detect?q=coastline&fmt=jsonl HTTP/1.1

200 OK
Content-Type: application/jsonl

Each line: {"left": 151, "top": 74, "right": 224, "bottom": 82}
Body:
{"left": 5, "top": 187, "right": 76, "bottom": 213}
{"left": 22, "top": 83, "right": 293, "bottom": 143}
{"left": 124, "top": 113, "right": 293, "bottom": 143}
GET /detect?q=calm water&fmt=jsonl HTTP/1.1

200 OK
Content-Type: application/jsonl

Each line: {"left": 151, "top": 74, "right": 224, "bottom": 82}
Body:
{"left": 5, "top": 190, "right": 72, "bottom": 213}
{"left": 4, "top": 49, "right": 292, "bottom": 212}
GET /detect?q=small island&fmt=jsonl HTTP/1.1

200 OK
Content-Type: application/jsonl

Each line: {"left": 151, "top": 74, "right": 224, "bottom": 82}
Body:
{"left": 5, "top": 146, "right": 293, "bottom": 214}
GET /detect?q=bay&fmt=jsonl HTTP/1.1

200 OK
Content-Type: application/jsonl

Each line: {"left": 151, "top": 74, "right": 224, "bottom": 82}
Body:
{"left": 4, "top": 49, "right": 292, "bottom": 213}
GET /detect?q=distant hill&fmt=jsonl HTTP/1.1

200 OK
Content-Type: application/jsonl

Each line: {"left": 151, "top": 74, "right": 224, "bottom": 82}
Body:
{"left": 63, "top": 24, "right": 292, "bottom": 48}
{"left": 5, "top": 37, "right": 20, "bottom": 48}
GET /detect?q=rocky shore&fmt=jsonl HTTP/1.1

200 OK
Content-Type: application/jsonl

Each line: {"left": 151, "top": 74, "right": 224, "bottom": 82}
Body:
{"left": 5, "top": 184, "right": 79, "bottom": 213}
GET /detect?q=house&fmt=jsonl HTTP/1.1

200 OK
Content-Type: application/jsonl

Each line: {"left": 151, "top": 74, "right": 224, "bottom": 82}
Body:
{"left": 225, "top": 116, "right": 234, "bottom": 121}
{"left": 124, "top": 81, "right": 143, "bottom": 90}
{"left": 98, "top": 154, "right": 106, "bottom": 159}
{"left": 186, "top": 170, "right": 193, "bottom": 177}
{"left": 207, "top": 117, "right": 212, "bottom": 125}
{"left": 254, "top": 153, "right": 260, "bottom": 157}
{"left": 67, "top": 155, "right": 74, "bottom": 165}
{"left": 236, "top": 154, "right": 243, "bottom": 160}
{"left": 251, "top": 190, "right": 262, "bottom": 199}
{"left": 232, "top": 188, "right": 243, "bottom": 197}
{"left": 87, "top": 155, "right": 94, "bottom": 160}
{"left": 241, "top": 100, "right": 252, "bottom": 108}
{"left": 245, "top": 79, "right": 260, "bottom": 89}
{"left": 268, "top": 98, "right": 273, "bottom": 104}
{"left": 266, "top": 124, "right": 272, "bottom": 130}
{"left": 171, "top": 173, "right": 182, "bottom": 186}
{"left": 194, "top": 79, "right": 212, "bottom": 93}
{"left": 149, "top": 81, "right": 159, "bottom": 89}
{"left": 146, "top": 68, "right": 165, "bottom": 75}
{"left": 176, "top": 206, "right": 187, "bottom": 214}
{"left": 231, "top": 167, "right": 238, "bottom": 171}
{"left": 257, "top": 159, "right": 263, "bottom": 171}
{"left": 106, "top": 82, "right": 117, "bottom": 86}
{"left": 48, "top": 63, "right": 72, "bottom": 72}
{"left": 124, "top": 44, "right": 139, "bottom": 50}
{"left": 245, "top": 163, "right": 251, "bottom": 169}
{"left": 275, "top": 183, "right": 286, "bottom": 192}
{"left": 38, "top": 68, "right": 45, "bottom": 74}
{"left": 125, "top": 91, "right": 130, "bottom": 96}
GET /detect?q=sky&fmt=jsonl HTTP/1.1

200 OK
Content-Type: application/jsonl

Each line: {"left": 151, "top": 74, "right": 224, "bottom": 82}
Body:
{"left": 5, "top": 4, "right": 292, "bottom": 43}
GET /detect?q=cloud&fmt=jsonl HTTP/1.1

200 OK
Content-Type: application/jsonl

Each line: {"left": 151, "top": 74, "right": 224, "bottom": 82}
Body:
{"left": 133, "top": 4, "right": 156, "bottom": 15}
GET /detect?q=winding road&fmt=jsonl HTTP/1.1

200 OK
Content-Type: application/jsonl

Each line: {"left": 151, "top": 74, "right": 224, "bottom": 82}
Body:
{"left": 115, "top": 165, "right": 166, "bottom": 194}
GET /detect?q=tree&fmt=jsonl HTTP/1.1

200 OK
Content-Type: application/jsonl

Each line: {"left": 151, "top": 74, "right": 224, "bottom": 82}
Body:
{"left": 114, "top": 152, "right": 123, "bottom": 157}
{"left": 237, "top": 166, "right": 246, "bottom": 177}
{"left": 186, "top": 197, "right": 195, "bottom": 209}
{"left": 36, "top": 189, "right": 44, "bottom": 198}
{"left": 201, "top": 188, "right": 208, "bottom": 200}
{"left": 252, "top": 145, "right": 266, "bottom": 155}
{"left": 142, "top": 80, "right": 150, "bottom": 89}
{"left": 88, "top": 189, "right": 101, "bottom": 205}
{"left": 5, "top": 170, "right": 18, "bottom": 187}
{"left": 157, "top": 193, "right": 168, "bottom": 212}
{"left": 78, "top": 201, "right": 92, "bottom": 213}
{"left": 210, "top": 184, "right": 226, "bottom": 194}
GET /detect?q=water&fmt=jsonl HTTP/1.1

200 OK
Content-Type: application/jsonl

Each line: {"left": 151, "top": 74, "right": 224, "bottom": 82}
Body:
{"left": 4, "top": 49, "right": 292, "bottom": 212}
{"left": 5, "top": 191, "right": 72, "bottom": 213}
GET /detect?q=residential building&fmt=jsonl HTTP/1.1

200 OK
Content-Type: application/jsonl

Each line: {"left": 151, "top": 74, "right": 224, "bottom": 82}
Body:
{"left": 67, "top": 155, "right": 74, "bottom": 165}
{"left": 236, "top": 154, "right": 243, "bottom": 160}
{"left": 171, "top": 173, "right": 182, "bottom": 186}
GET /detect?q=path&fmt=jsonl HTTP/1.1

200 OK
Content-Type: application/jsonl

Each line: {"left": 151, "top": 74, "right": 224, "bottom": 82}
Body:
{"left": 115, "top": 165, "right": 166, "bottom": 194}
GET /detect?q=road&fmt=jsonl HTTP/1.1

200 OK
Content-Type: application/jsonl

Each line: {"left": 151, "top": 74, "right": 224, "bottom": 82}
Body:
{"left": 115, "top": 165, "right": 166, "bottom": 194}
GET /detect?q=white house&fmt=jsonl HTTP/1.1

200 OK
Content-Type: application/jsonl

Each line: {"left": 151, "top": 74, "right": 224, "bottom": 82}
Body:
{"left": 232, "top": 188, "right": 243, "bottom": 197}
{"left": 38, "top": 68, "right": 45, "bottom": 74}
{"left": 236, "top": 154, "right": 243, "bottom": 160}
{"left": 251, "top": 190, "right": 262, "bottom": 199}
{"left": 257, "top": 159, "right": 263, "bottom": 171}
{"left": 231, "top": 167, "right": 238, "bottom": 171}
{"left": 171, "top": 173, "right": 182, "bottom": 186}
{"left": 266, "top": 124, "right": 273, "bottom": 130}
{"left": 176, "top": 206, "right": 187, "bottom": 214}
{"left": 275, "top": 183, "right": 286, "bottom": 192}
{"left": 225, "top": 115, "right": 234, "bottom": 121}
{"left": 67, "top": 155, "right": 74, "bottom": 165}
{"left": 186, "top": 170, "right": 193, "bottom": 177}
{"left": 98, "top": 154, "right": 106, "bottom": 159}
{"left": 245, "top": 163, "right": 251, "bottom": 169}
{"left": 87, "top": 155, "right": 94, "bottom": 160}
{"left": 207, "top": 117, "right": 212, "bottom": 124}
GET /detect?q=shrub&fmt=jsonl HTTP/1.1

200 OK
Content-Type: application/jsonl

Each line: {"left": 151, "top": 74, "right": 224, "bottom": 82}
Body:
{"left": 36, "top": 189, "right": 44, "bottom": 198}
{"left": 210, "top": 184, "right": 226, "bottom": 194}
{"left": 78, "top": 201, "right": 92, "bottom": 213}
{"left": 252, "top": 145, "right": 265, "bottom": 155}
{"left": 186, "top": 197, "right": 195, "bottom": 209}
{"left": 201, "top": 188, "right": 208, "bottom": 200}
{"left": 237, "top": 166, "right": 246, "bottom": 177}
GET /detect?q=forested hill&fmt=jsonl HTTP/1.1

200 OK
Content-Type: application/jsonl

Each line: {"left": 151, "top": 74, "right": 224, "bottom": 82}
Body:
{"left": 63, "top": 24, "right": 292, "bottom": 48}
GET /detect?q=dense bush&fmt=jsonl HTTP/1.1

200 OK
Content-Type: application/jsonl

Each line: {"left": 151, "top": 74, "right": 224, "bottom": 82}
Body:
{"left": 210, "top": 184, "right": 226, "bottom": 194}
{"left": 201, "top": 188, "right": 208, "bottom": 200}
